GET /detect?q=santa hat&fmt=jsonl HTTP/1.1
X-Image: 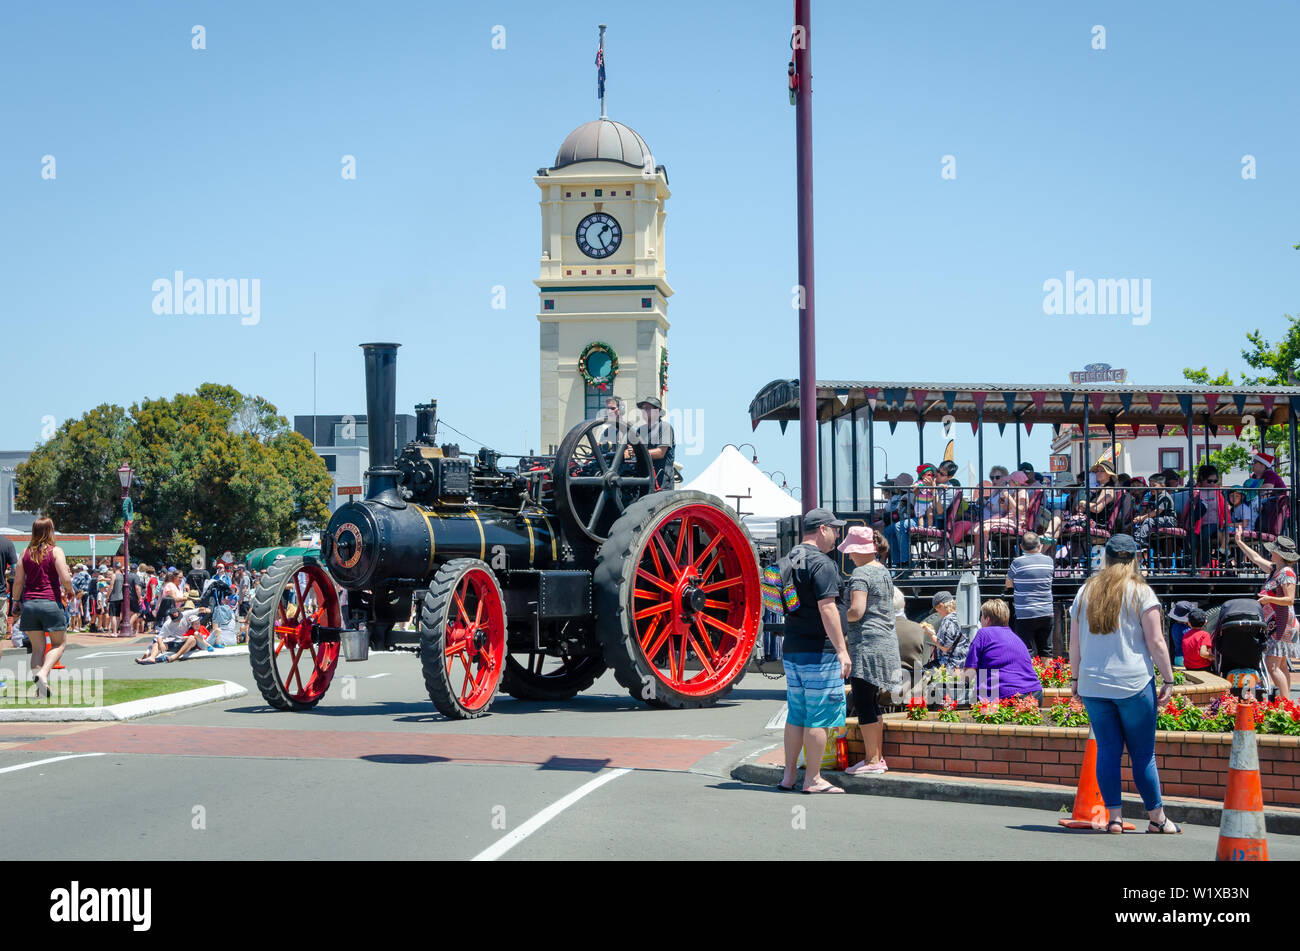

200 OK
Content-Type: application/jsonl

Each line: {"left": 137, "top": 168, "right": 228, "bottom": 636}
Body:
{"left": 1253, "top": 451, "right": 1276, "bottom": 468}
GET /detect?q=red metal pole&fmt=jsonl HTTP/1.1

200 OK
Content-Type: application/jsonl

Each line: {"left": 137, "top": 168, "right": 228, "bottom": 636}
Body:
{"left": 121, "top": 508, "right": 130, "bottom": 635}
{"left": 794, "top": 0, "right": 817, "bottom": 514}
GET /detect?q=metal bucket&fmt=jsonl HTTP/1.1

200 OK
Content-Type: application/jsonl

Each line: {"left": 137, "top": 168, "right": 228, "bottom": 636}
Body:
{"left": 341, "top": 627, "right": 370, "bottom": 662}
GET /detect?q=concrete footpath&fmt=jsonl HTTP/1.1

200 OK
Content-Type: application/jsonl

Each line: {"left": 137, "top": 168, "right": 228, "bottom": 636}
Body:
{"left": 731, "top": 759, "right": 1300, "bottom": 835}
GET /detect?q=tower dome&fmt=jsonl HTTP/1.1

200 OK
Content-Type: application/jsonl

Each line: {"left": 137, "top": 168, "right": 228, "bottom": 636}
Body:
{"left": 552, "top": 119, "right": 651, "bottom": 170}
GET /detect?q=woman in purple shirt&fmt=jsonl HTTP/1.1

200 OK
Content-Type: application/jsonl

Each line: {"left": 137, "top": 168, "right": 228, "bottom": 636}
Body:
{"left": 963, "top": 599, "right": 1043, "bottom": 704}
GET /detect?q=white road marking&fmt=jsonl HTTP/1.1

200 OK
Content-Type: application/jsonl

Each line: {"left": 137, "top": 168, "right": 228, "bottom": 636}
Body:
{"left": 0, "top": 753, "right": 105, "bottom": 775}
{"left": 765, "top": 705, "right": 788, "bottom": 730}
{"left": 471, "top": 768, "right": 632, "bottom": 862}
{"left": 365, "top": 673, "right": 392, "bottom": 679}
{"left": 74, "top": 651, "right": 143, "bottom": 660}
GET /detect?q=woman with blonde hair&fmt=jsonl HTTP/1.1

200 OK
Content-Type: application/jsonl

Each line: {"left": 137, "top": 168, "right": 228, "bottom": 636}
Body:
{"left": 8, "top": 517, "right": 74, "bottom": 699}
{"left": 1069, "top": 533, "right": 1181, "bottom": 835}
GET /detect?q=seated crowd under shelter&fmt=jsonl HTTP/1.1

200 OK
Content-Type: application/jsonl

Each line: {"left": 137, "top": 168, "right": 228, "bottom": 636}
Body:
{"left": 875, "top": 450, "right": 1290, "bottom": 577}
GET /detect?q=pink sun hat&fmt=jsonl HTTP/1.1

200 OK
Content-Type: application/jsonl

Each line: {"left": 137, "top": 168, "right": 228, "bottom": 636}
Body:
{"left": 837, "top": 525, "right": 875, "bottom": 555}
{"left": 1008, "top": 470, "right": 1029, "bottom": 485}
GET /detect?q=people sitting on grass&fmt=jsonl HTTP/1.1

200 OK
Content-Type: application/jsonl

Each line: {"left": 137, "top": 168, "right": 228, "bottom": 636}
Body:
{"left": 136, "top": 606, "right": 213, "bottom": 664}
{"left": 963, "top": 598, "right": 1043, "bottom": 705}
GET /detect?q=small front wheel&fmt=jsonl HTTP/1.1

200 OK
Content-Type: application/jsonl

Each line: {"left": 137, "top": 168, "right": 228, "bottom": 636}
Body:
{"left": 419, "top": 559, "right": 507, "bottom": 719}
{"left": 247, "top": 557, "right": 342, "bottom": 710}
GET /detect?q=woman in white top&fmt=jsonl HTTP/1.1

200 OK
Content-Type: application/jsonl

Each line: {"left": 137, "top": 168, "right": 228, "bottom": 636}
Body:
{"left": 1069, "top": 533, "right": 1181, "bottom": 835}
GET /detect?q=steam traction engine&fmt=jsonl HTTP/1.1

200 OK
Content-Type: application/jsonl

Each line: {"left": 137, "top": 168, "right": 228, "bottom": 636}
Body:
{"left": 247, "top": 343, "right": 761, "bottom": 718}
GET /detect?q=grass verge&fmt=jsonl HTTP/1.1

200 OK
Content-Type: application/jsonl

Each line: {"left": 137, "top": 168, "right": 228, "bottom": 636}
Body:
{"left": 0, "top": 678, "right": 222, "bottom": 708}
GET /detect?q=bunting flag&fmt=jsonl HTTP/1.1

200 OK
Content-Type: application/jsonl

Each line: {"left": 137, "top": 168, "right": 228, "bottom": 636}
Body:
{"left": 863, "top": 387, "right": 878, "bottom": 405}
{"left": 1052, "top": 423, "right": 1061, "bottom": 437}
{"left": 1127, "top": 423, "right": 1138, "bottom": 438}
{"left": 835, "top": 388, "right": 849, "bottom": 406}
{"left": 970, "top": 419, "right": 979, "bottom": 435}
{"left": 778, "top": 419, "right": 788, "bottom": 434}
{"left": 1234, "top": 424, "right": 1243, "bottom": 438}
{"left": 1147, "top": 392, "right": 1163, "bottom": 414}
{"left": 1262, "top": 395, "right": 1276, "bottom": 417}
{"left": 1119, "top": 392, "right": 1133, "bottom": 414}
{"left": 1209, "top": 424, "right": 1218, "bottom": 437}
{"left": 972, "top": 391, "right": 989, "bottom": 416}
{"left": 867, "top": 397, "right": 877, "bottom": 411}
{"left": 997, "top": 421, "right": 1006, "bottom": 435}
{"left": 1031, "top": 391, "right": 1047, "bottom": 413}
{"left": 1089, "top": 392, "right": 1105, "bottom": 415}
{"left": 1061, "top": 392, "right": 1075, "bottom": 413}
{"left": 1233, "top": 393, "right": 1248, "bottom": 416}
{"left": 1156, "top": 423, "right": 1165, "bottom": 437}
{"left": 1177, "top": 394, "right": 1194, "bottom": 417}
{"left": 1024, "top": 420, "right": 1033, "bottom": 435}
{"left": 888, "top": 418, "right": 898, "bottom": 434}
{"left": 884, "top": 387, "right": 907, "bottom": 410}
{"left": 1002, "top": 392, "right": 1017, "bottom": 415}
{"left": 943, "top": 391, "right": 957, "bottom": 412}
{"left": 596, "top": 45, "right": 606, "bottom": 100}
{"left": 1204, "top": 393, "right": 1220, "bottom": 416}
{"left": 912, "top": 389, "right": 929, "bottom": 412}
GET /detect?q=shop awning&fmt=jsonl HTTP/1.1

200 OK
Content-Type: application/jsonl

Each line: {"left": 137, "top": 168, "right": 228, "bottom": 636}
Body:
{"left": 11, "top": 538, "right": 123, "bottom": 560}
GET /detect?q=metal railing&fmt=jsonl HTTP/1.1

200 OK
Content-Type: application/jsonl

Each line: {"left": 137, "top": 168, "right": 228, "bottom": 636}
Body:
{"left": 787, "top": 482, "right": 1292, "bottom": 580}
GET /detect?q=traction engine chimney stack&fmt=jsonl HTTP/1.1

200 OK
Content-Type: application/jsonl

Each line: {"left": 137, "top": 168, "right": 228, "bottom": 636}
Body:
{"left": 361, "top": 342, "right": 404, "bottom": 508}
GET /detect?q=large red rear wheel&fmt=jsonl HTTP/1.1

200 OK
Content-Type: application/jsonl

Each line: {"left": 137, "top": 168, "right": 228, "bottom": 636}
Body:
{"left": 248, "top": 558, "right": 343, "bottom": 710}
{"left": 595, "top": 491, "right": 761, "bottom": 708}
{"left": 420, "top": 559, "right": 507, "bottom": 719}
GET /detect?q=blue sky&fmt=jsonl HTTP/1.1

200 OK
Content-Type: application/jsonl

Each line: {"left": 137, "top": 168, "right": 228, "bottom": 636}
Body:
{"left": 2, "top": 0, "right": 1297, "bottom": 498}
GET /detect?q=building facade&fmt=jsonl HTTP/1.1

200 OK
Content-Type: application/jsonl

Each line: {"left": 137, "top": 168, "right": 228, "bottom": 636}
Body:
{"left": 0, "top": 450, "right": 35, "bottom": 533}
{"left": 1051, "top": 424, "right": 1254, "bottom": 481}
{"left": 535, "top": 118, "right": 672, "bottom": 452}
{"left": 294, "top": 414, "right": 416, "bottom": 513}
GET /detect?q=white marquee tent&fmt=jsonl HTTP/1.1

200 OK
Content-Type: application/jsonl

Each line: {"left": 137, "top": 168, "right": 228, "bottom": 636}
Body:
{"left": 680, "top": 445, "right": 801, "bottom": 543}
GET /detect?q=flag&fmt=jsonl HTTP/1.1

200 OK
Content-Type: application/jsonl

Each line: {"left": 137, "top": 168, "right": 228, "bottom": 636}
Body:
{"left": 596, "top": 47, "right": 605, "bottom": 100}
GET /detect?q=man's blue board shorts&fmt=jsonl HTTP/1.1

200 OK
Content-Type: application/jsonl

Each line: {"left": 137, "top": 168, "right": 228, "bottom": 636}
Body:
{"left": 783, "top": 651, "right": 846, "bottom": 729}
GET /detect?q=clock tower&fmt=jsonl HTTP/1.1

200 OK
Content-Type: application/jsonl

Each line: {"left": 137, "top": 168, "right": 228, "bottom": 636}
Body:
{"left": 535, "top": 118, "right": 672, "bottom": 452}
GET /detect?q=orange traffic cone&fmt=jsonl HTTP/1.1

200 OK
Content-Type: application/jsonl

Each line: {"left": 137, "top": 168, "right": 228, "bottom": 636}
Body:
{"left": 46, "top": 635, "right": 65, "bottom": 670}
{"left": 1216, "top": 704, "right": 1268, "bottom": 861}
{"left": 1059, "top": 725, "right": 1135, "bottom": 831}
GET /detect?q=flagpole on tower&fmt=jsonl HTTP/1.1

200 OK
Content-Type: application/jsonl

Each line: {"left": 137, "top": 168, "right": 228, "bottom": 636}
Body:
{"left": 597, "top": 24, "right": 607, "bottom": 119}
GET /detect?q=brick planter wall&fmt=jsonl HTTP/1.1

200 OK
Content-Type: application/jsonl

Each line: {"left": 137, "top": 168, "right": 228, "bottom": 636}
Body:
{"left": 853, "top": 717, "right": 1300, "bottom": 806}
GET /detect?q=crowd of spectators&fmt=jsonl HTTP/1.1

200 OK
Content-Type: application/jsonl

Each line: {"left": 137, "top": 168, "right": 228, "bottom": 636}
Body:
{"left": 874, "top": 450, "right": 1289, "bottom": 575}
{"left": 3, "top": 547, "right": 262, "bottom": 665}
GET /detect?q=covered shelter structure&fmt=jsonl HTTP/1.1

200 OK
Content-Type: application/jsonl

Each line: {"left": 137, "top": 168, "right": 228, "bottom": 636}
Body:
{"left": 749, "top": 378, "right": 1300, "bottom": 621}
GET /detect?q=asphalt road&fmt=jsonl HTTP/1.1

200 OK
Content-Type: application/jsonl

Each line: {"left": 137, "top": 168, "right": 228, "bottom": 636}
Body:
{"left": 2, "top": 641, "right": 1297, "bottom": 861}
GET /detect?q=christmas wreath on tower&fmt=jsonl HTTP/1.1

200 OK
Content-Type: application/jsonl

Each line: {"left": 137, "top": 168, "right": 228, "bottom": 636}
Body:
{"left": 578, "top": 340, "right": 619, "bottom": 392}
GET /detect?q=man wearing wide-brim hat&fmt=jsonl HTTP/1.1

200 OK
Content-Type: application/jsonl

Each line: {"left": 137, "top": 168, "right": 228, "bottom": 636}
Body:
{"left": 629, "top": 396, "right": 675, "bottom": 491}
{"left": 1234, "top": 533, "right": 1300, "bottom": 696}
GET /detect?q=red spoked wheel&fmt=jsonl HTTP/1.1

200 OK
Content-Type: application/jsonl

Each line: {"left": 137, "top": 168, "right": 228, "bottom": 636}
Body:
{"left": 595, "top": 491, "right": 761, "bottom": 708}
{"left": 248, "top": 557, "right": 343, "bottom": 710}
{"left": 420, "top": 559, "right": 507, "bottom": 719}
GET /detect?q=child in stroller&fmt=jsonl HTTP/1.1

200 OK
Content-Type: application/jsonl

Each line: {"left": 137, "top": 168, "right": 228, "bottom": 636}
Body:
{"left": 1213, "top": 598, "right": 1270, "bottom": 700}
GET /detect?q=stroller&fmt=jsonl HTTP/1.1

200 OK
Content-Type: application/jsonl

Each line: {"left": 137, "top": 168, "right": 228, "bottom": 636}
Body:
{"left": 1213, "top": 598, "right": 1269, "bottom": 700}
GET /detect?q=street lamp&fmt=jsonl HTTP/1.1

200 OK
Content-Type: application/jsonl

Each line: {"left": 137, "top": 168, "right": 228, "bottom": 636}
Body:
{"left": 766, "top": 469, "right": 789, "bottom": 489}
{"left": 117, "top": 463, "right": 133, "bottom": 634}
{"left": 724, "top": 443, "right": 760, "bottom": 464}
{"left": 874, "top": 446, "right": 889, "bottom": 480}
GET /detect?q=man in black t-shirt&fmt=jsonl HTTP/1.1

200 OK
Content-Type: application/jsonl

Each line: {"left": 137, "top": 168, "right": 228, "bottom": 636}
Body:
{"left": 778, "top": 508, "right": 852, "bottom": 794}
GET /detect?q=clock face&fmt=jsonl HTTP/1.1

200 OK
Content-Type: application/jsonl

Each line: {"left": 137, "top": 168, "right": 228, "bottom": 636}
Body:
{"left": 575, "top": 213, "right": 622, "bottom": 259}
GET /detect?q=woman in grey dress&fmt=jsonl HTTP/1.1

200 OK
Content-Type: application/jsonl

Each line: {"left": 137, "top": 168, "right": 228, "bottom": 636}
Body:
{"left": 838, "top": 526, "right": 904, "bottom": 775}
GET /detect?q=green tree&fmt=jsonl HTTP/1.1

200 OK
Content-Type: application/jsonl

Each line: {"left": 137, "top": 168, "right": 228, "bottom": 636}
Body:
{"left": 1183, "top": 313, "right": 1300, "bottom": 476}
{"left": 16, "top": 386, "right": 331, "bottom": 565}
{"left": 15, "top": 405, "right": 133, "bottom": 532}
